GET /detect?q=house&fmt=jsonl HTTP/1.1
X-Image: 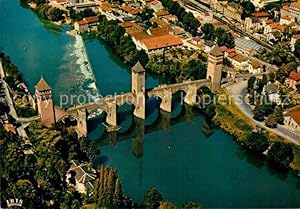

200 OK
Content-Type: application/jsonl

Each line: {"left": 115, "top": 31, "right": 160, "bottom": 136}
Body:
{"left": 224, "top": 48, "right": 236, "bottom": 58}
{"left": 147, "top": 26, "right": 170, "bottom": 36}
{"left": 234, "top": 37, "right": 264, "bottom": 57}
{"left": 121, "top": 4, "right": 142, "bottom": 16}
{"left": 203, "top": 40, "right": 215, "bottom": 53}
{"left": 74, "top": 16, "right": 99, "bottom": 33}
{"left": 284, "top": 108, "right": 300, "bottom": 133}
{"left": 244, "top": 16, "right": 262, "bottom": 32}
{"left": 132, "top": 33, "right": 183, "bottom": 54}
{"left": 149, "top": 0, "right": 164, "bottom": 11}
{"left": 99, "top": 1, "right": 112, "bottom": 14}
{"left": 154, "top": 9, "right": 169, "bottom": 17}
{"left": 287, "top": 71, "right": 300, "bottom": 90}
{"left": 119, "top": 21, "right": 144, "bottom": 36}
{"left": 280, "top": 15, "right": 293, "bottom": 25}
{"left": 291, "top": 34, "right": 300, "bottom": 51}
{"left": 3, "top": 123, "right": 16, "bottom": 134}
{"left": 248, "top": 60, "right": 262, "bottom": 74}
{"left": 251, "top": 0, "right": 281, "bottom": 8}
{"left": 262, "top": 83, "right": 281, "bottom": 104}
{"left": 66, "top": 160, "right": 97, "bottom": 195}
{"left": 230, "top": 54, "right": 249, "bottom": 70}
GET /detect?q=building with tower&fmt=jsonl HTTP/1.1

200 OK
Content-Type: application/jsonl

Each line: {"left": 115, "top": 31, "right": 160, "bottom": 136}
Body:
{"left": 207, "top": 46, "right": 223, "bottom": 91}
{"left": 35, "top": 77, "right": 55, "bottom": 127}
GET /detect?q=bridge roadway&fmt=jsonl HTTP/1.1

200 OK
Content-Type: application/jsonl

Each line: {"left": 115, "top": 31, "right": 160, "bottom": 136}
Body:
{"left": 66, "top": 79, "right": 211, "bottom": 117}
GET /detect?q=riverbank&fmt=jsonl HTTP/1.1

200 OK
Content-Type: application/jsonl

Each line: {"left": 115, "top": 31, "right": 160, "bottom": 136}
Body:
{"left": 214, "top": 88, "right": 300, "bottom": 174}
{"left": 0, "top": 51, "right": 36, "bottom": 118}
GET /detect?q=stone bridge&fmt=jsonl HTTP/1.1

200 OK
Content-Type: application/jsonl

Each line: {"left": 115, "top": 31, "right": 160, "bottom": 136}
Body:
{"left": 35, "top": 47, "right": 223, "bottom": 137}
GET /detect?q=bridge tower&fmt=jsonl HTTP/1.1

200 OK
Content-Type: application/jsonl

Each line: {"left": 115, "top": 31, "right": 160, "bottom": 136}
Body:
{"left": 35, "top": 77, "right": 55, "bottom": 127}
{"left": 132, "top": 62, "right": 146, "bottom": 119}
{"left": 207, "top": 46, "right": 223, "bottom": 91}
{"left": 77, "top": 109, "right": 88, "bottom": 137}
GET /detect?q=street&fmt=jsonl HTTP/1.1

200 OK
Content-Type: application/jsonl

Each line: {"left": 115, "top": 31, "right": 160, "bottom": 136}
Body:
{"left": 227, "top": 81, "right": 300, "bottom": 144}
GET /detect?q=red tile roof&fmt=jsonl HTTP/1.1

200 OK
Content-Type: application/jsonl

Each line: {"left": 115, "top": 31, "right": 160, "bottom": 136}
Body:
{"left": 141, "top": 34, "right": 183, "bottom": 50}
{"left": 219, "top": 46, "right": 227, "bottom": 52}
{"left": 250, "top": 60, "right": 261, "bottom": 69}
{"left": 252, "top": 12, "right": 270, "bottom": 17}
{"left": 286, "top": 110, "right": 300, "bottom": 126}
{"left": 77, "top": 20, "right": 88, "bottom": 25}
{"left": 290, "top": 72, "right": 300, "bottom": 81}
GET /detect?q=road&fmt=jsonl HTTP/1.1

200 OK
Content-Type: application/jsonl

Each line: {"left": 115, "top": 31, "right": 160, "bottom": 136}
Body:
{"left": 227, "top": 81, "right": 300, "bottom": 145}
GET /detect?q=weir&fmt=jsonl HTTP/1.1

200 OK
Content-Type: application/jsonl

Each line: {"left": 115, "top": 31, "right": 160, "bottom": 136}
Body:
{"left": 35, "top": 47, "right": 223, "bottom": 137}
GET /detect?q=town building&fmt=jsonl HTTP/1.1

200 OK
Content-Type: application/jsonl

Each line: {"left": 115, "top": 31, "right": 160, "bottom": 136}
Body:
{"left": 74, "top": 16, "right": 99, "bottom": 33}
{"left": 291, "top": 34, "right": 300, "bottom": 51}
{"left": 119, "top": 21, "right": 144, "bottom": 36}
{"left": 229, "top": 54, "right": 248, "bottom": 70}
{"left": 203, "top": 40, "right": 215, "bottom": 53}
{"left": 234, "top": 37, "right": 264, "bottom": 57}
{"left": 251, "top": 0, "right": 281, "bottom": 8}
{"left": 284, "top": 108, "right": 300, "bottom": 133}
{"left": 287, "top": 71, "right": 300, "bottom": 90}
{"left": 248, "top": 60, "right": 262, "bottom": 74}
{"left": 262, "top": 83, "right": 281, "bottom": 104}
{"left": 132, "top": 33, "right": 183, "bottom": 54}
{"left": 66, "top": 160, "right": 97, "bottom": 195}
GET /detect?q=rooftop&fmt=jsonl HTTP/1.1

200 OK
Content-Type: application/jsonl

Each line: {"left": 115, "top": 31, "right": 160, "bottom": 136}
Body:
{"left": 235, "top": 37, "right": 264, "bottom": 52}
{"left": 83, "top": 16, "right": 99, "bottom": 23}
{"left": 132, "top": 62, "right": 145, "bottom": 73}
{"left": 251, "top": 12, "right": 270, "bottom": 18}
{"left": 141, "top": 34, "right": 183, "bottom": 50}
{"left": 210, "top": 46, "right": 223, "bottom": 57}
{"left": 36, "top": 77, "right": 51, "bottom": 92}
{"left": 250, "top": 60, "right": 261, "bottom": 69}
{"left": 290, "top": 72, "right": 300, "bottom": 81}
{"left": 233, "top": 54, "right": 246, "bottom": 63}
{"left": 286, "top": 109, "right": 300, "bottom": 126}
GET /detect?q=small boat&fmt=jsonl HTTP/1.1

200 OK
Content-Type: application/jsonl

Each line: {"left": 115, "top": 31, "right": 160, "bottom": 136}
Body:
{"left": 102, "top": 122, "right": 121, "bottom": 132}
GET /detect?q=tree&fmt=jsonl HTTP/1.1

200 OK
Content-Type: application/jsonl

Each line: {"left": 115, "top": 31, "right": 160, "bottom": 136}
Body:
{"left": 294, "top": 39, "right": 300, "bottom": 58}
{"left": 159, "top": 201, "right": 177, "bottom": 209}
{"left": 143, "top": 188, "right": 163, "bottom": 209}
{"left": 241, "top": 1, "right": 255, "bottom": 20}
{"left": 274, "top": 107, "right": 284, "bottom": 124}
{"left": 244, "top": 131, "right": 270, "bottom": 153}
{"left": 267, "top": 141, "right": 294, "bottom": 168}
{"left": 265, "top": 114, "right": 278, "bottom": 128}
{"left": 201, "top": 23, "right": 215, "bottom": 41}
{"left": 247, "top": 76, "right": 256, "bottom": 91}
{"left": 182, "top": 201, "right": 202, "bottom": 209}
{"left": 253, "top": 105, "right": 265, "bottom": 121}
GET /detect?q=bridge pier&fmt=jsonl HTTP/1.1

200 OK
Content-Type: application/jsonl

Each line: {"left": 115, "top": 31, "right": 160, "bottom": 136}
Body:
{"left": 106, "top": 102, "right": 117, "bottom": 126}
{"left": 133, "top": 92, "right": 146, "bottom": 119}
{"left": 160, "top": 90, "right": 172, "bottom": 112}
{"left": 77, "top": 109, "right": 88, "bottom": 137}
{"left": 160, "top": 110, "right": 171, "bottom": 130}
{"left": 184, "top": 84, "right": 198, "bottom": 106}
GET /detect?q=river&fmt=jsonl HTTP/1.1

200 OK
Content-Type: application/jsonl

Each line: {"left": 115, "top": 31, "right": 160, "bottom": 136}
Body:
{"left": 1, "top": 0, "right": 300, "bottom": 207}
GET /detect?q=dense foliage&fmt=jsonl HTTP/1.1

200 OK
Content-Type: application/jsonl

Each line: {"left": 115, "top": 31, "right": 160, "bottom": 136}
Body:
{"left": 37, "top": 4, "right": 65, "bottom": 22}
{"left": 70, "top": 8, "right": 96, "bottom": 21}
{"left": 201, "top": 24, "right": 235, "bottom": 48}
{"left": 143, "top": 188, "right": 163, "bottom": 209}
{"left": 267, "top": 141, "right": 294, "bottom": 168}
{"left": 0, "top": 122, "right": 98, "bottom": 208}
{"left": 93, "top": 166, "right": 136, "bottom": 208}
{"left": 160, "top": 0, "right": 200, "bottom": 36}
{"left": 97, "top": 16, "right": 149, "bottom": 67}
{"left": 0, "top": 51, "right": 23, "bottom": 90}
{"left": 295, "top": 39, "right": 300, "bottom": 58}
{"left": 244, "top": 131, "right": 270, "bottom": 154}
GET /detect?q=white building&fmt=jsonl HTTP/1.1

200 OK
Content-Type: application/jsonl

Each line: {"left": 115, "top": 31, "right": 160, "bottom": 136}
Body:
{"left": 284, "top": 108, "right": 300, "bottom": 133}
{"left": 66, "top": 160, "right": 97, "bottom": 195}
{"left": 248, "top": 60, "right": 262, "bottom": 74}
{"left": 262, "top": 83, "right": 281, "bottom": 104}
